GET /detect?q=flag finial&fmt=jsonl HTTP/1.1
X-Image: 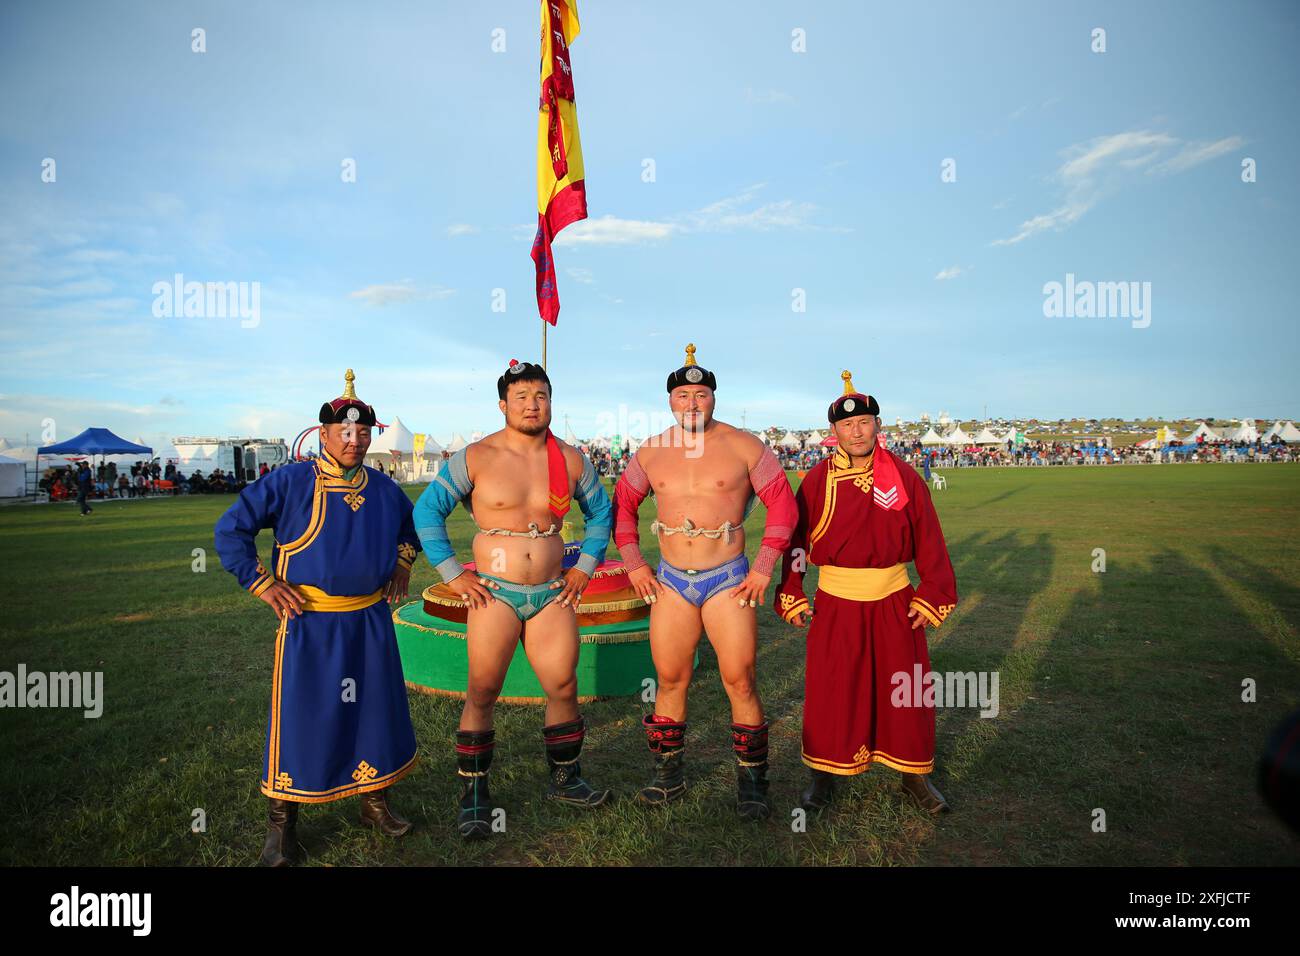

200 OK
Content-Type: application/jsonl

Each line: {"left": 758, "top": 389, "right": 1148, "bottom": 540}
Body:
{"left": 343, "top": 368, "right": 357, "bottom": 399}
{"left": 684, "top": 343, "right": 697, "bottom": 366}
{"left": 842, "top": 370, "right": 855, "bottom": 395}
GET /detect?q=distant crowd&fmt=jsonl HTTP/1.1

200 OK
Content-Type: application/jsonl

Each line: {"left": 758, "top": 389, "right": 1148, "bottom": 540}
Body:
{"left": 892, "top": 436, "right": 1296, "bottom": 470}
{"left": 39, "top": 459, "right": 291, "bottom": 501}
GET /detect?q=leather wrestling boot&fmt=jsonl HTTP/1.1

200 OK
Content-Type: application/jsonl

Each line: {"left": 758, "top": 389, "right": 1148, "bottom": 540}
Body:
{"left": 636, "top": 713, "right": 687, "bottom": 805}
{"left": 732, "top": 721, "right": 772, "bottom": 821}
{"left": 899, "top": 773, "right": 950, "bottom": 814}
{"left": 800, "top": 769, "right": 835, "bottom": 813}
{"left": 455, "top": 728, "right": 499, "bottom": 840}
{"left": 359, "top": 787, "right": 413, "bottom": 837}
{"left": 543, "top": 715, "right": 611, "bottom": 808}
{"left": 259, "top": 798, "right": 301, "bottom": 867}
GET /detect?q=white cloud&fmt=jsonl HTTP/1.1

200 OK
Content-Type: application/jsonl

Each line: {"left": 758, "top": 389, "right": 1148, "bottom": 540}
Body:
{"left": 446, "top": 223, "right": 479, "bottom": 237}
{"left": 1150, "top": 136, "right": 1245, "bottom": 175}
{"left": 348, "top": 281, "right": 456, "bottom": 306}
{"left": 993, "top": 129, "right": 1242, "bottom": 246}
{"left": 552, "top": 215, "right": 678, "bottom": 246}
{"left": 566, "top": 266, "right": 595, "bottom": 284}
{"left": 934, "top": 266, "right": 967, "bottom": 281}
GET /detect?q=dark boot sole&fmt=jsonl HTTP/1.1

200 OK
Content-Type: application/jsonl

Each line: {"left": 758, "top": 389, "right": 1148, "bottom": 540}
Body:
{"left": 548, "top": 789, "right": 611, "bottom": 809}
{"left": 458, "top": 819, "right": 493, "bottom": 840}
{"left": 636, "top": 785, "right": 687, "bottom": 806}
{"left": 360, "top": 816, "right": 414, "bottom": 837}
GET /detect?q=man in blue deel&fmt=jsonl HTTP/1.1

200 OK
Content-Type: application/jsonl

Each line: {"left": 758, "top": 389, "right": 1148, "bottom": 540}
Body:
{"left": 215, "top": 369, "right": 421, "bottom": 866}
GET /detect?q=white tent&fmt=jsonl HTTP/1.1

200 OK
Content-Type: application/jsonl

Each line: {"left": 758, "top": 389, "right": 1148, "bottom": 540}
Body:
{"left": 369, "top": 417, "right": 416, "bottom": 455}
{"left": 806, "top": 429, "right": 825, "bottom": 445}
{"left": 470, "top": 431, "right": 483, "bottom": 443}
{"left": 1186, "top": 422, "right": 1221, "bottom": 442}
{"left": 590, "top": 435, "right": 611, "bottom": 450}
{"left": 944, "top": 426, "right": 972, "bottom": 446}
{"left": 1263, "top": 420, "right": 1300, "bottom": 442}
{"left": 973, "top": 427, "right": 1001, "bottom": 445}
{"left": 0, "top": 453, "right": 26, "bottom": 497}
{"left": 0, "top": 438, "right": 10, "bottom": 452}
{"left": 755, "top": 431, "right": 770, "bottom": 445}
{"left": 919, "top": 427, "right": 945, "bottom": 445}
{"left": 1226, "top": 419, "right": 1259, "bottom": 443}
{"left": 446, "top": 433, "right": 468, "bottom": 452}
{"left": 420, "top": 434, "right": 444, "bottom": 456}
{"left": 778, "top": 430, "right": 802, "bottom": 449}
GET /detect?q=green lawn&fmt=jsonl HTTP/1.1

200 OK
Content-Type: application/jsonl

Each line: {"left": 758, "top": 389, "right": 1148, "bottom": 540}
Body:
{"left": 1, "top": 463, "right": 1296, "bottom": 865}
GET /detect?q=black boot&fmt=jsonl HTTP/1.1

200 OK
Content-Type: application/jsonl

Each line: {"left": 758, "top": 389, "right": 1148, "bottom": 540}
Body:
{"left": 359, "top": 787, "right": 413, "bottom": 837}
{"left": 800, "top": 769, "right": 835, "bottom": 813}
{"left": 259, "top": 797, "right": 300, "bottom": 867}
{"left": 732, "top": 721, "right": 771, "bottom": 821}
{"left": 636, "top": 713, "right": 687, "bottom": 805}
{"left": 455, "top": 729, "right": 499, "bottom": 839}
{"left": 543, "top": 715, "right": 611, "bottom": 808}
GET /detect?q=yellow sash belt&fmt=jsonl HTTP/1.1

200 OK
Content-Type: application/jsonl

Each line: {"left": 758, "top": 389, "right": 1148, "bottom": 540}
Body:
{"left": 296, "top": 585, "right": 385, "bottom": 612}
{"left": 817, "top": 563, "right": 910, "bottom": 602}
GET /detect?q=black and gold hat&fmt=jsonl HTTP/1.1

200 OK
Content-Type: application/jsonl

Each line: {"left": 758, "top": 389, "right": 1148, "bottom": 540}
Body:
{"left": 666, "top": 343, "right": 717, "bottom": 393}
{"left": 497, "top": 358, "right": 551, "bottom": 399}
{"left": 318, "top": 368, "right": 378, "bottom": 426}
{"left": 827, "top": 370, "right": 879, "bottom": 423}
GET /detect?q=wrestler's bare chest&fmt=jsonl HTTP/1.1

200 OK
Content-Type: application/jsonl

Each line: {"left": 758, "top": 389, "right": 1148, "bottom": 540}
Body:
{"left": 468, "top": 444, "right": 559, "bottom": 522}
{"left": 640, "top": 432, "right": 750, "bottom": 511}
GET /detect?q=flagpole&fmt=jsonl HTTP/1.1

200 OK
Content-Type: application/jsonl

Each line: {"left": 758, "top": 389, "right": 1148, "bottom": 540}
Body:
{"left": 542, "top": 320, "right": 548, "bottom": 370}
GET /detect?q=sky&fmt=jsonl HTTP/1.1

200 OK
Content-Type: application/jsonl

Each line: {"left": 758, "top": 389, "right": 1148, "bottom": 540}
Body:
{"left": 1, "top": 0, "right": 1297, "bottom": 449}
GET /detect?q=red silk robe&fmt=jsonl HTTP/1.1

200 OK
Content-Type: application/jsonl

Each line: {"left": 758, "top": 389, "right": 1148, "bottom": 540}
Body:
{"left": 775, "top": 443, "right": 958, "bottom": 775}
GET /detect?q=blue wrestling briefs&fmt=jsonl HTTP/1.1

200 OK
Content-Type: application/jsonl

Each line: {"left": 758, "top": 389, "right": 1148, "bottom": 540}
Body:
{"left": 477, "top": 572, "right": 566, "bottom": 622}
{"left": 656, "top": 553, "right": 750, "bottom": 608}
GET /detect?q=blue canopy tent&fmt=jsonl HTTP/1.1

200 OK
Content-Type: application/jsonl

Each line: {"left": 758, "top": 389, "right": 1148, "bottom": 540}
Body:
{"left": 37, "top": 429, "right": 153, "bottom": 478}
{"left": 38, "top": 428, "right": 153, "bottom": 458}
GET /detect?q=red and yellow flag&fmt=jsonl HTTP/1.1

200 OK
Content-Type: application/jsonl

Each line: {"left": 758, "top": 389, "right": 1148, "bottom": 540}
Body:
{"left": 531, "top": 0, "right": 587, "bottom": 326}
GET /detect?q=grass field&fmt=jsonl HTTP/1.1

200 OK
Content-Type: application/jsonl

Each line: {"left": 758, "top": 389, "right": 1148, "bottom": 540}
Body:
{"left": 1, "top": 463, "right": 1297, "bottom": 866}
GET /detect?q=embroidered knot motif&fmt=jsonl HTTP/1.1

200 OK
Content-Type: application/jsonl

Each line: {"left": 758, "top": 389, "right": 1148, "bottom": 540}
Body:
{"left": 274, "top": 771, "right": 293, "bottom": 791}
{"left": 852, "top": 746, "right": 870, "bottom": 764}
{"left": 343, "top": 491, "right": 365, "bottom": 512}
{"left": 352, "top": 761, "right": 378, "bottom": 783}
{"left": 397, "top": 543, "right": 417, "bottom": 561}
{"left": 779, "top": 594, "right": 796, "bottom": 611}
{"left": 852, "top": 473, "right": 874, "bottom": 493}
{"left": 936, "top": 603, "right": 955, "bottom": 621}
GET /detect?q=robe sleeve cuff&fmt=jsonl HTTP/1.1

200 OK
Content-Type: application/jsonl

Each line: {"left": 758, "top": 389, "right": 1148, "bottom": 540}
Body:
{"left": 248, "top": 572, "right": 275, "bottom": 597}
{"left": 436, "top": 557, "right": 466, "bottom": 584}
{"left": 395, "top": 543, "right": 418, "bottom": 571}
{"left": 574, "top": 553, "right": 599, "bottom": 576}
{"left": 752, "top": 545, "right": 781, "bottom": 578}
{"left": 909, "top": 597, "right": 944, "bottom": 627}
{"left": 618, "top": 543, "right": 647, "bottom": 573}
{"left": 776, "top": 592, "right": 810, "bottom": 623}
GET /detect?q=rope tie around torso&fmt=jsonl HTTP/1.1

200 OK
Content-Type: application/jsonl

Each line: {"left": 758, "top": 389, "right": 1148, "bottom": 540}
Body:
{"left": 650, "top": 517, "right": 741, "bottom": 545}
{"left": 477, "top": 521, "right": 560, "bottom": 538}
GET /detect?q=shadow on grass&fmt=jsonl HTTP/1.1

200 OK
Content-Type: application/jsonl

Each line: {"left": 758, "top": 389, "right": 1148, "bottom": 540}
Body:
{"left": 936, "top": 547, "right": 1300, "bottom": 865}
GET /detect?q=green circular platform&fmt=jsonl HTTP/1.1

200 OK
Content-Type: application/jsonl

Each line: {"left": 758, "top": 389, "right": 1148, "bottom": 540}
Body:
{"left": 393, "top": 600, "right": 681, "bottom": 703}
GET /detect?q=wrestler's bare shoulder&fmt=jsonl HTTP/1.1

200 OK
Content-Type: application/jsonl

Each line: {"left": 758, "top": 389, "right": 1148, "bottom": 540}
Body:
{"left": 555, "top": 438, "right": 586, "bottom": 483}
{"left": 462, "top": 430, "right": 511, "bottom": 473}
